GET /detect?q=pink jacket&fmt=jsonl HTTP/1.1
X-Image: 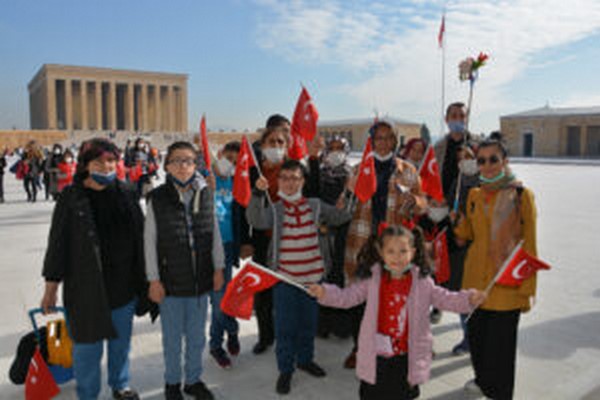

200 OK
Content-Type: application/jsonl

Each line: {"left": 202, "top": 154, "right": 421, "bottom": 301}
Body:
{"left": 320, "top": 264, "right": 475, "bottom": 386}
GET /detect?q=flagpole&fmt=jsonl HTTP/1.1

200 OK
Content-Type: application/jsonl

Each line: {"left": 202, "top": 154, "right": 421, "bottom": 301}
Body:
{"left": 464, "top": 240, "right": 524, "bottom": 322}
{"left": 245, "top": 259, "right": 310, "bottom": 293}
{"left": 440, "top": 9, "right": 446, "bottom": 136}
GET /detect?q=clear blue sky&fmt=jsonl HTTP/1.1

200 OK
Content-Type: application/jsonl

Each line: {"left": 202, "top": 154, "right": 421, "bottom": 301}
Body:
{"left": 1, "top": 0, "right": 600, "bottom": 136}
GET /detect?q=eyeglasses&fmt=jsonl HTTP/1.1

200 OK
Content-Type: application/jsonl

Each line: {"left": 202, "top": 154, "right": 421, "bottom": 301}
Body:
{"left": 278, "top": 175, "right": 303, "bottom": 182}
{"left": 476, "top": 155, "right": 500, "bottom": 166}
{"left": 168, "top": 158, "right": 196, "bottom": 167}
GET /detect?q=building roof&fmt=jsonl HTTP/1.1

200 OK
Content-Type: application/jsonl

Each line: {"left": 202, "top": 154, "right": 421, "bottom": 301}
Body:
{"left": 502, "top": 105, "right": 600, "bottom": 119}
{"left": 318, "top": 116, "right": 420, "bottom": 127}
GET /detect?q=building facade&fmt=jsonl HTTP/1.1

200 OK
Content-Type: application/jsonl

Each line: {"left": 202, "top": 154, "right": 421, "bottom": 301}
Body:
{"left": 28, "top": 64, "right": 188, "bottom": 132}
{"left": 500, "top": 106, "right": 600, "bottom": 158}
{"left": 317, "top": 117, "right": 422, "bottom": 152}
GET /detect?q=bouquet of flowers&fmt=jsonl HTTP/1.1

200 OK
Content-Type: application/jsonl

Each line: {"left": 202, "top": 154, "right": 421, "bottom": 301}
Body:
{"left": 459, "top": 52, "right": 489, "bottom": 82}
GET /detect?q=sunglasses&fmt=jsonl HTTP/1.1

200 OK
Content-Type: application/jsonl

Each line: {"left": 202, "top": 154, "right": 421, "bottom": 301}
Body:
{"left": 476, "top": 155, "right": 501, "bottom": 166}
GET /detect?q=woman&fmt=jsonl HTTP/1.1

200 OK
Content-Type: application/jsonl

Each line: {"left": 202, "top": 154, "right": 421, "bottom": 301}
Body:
{"left": 40, "top": 138, "right": 146, "bottom": 400}
{"left": 22, "top": 141, "right": 43, "bottom": 202}
{"left": 400, "top": 138, "right": 426, "bottom": 169}
{"left": 44, "top": 143, "right": 63, "bottom": 201}
{"left": 343, "top": 121, "right": 427, "bottom": 368}
{"left": 454, "top": 136, "right": 537, "bottom": 400}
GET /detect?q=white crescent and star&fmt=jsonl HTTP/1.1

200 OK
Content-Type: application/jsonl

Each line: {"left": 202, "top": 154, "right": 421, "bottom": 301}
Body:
{"left": 428, "top": 158, "right": 437, "bottom": 175}
{"left": 511, "top": 260, "right": 529, "bottom": 280}
{"left": 236, "top": 272, "right": 262, "bottom": 293}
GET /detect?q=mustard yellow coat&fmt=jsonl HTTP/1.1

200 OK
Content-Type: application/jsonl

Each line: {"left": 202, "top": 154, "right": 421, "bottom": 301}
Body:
{"left": 455, "top": 187, "right": 537, "bottom": 312}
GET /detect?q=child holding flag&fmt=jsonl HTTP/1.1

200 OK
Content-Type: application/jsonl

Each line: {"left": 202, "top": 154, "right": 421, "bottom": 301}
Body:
{"left": 454, "top": 136, "right": 538, "bottom": 399}
{"left": 245, "top": 159, "right": 352, "bottom": 395}
{"left": 308, "top": 225, "right": 485, "bottom": 400}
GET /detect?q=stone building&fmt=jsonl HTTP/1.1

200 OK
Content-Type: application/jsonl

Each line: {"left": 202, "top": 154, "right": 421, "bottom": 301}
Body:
{"left": 28, "top": 64, "right": 188, "bottom": 132}
{"left": 500, "top": 106, "right": 600, "bottom": 158}
{"left": 317, "top": 117, "right": 422, "bottom": 152}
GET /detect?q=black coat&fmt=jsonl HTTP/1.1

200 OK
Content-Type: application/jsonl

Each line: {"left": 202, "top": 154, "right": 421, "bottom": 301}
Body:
{"left": 42, "top": 180, "right": 147, "bottom": 343}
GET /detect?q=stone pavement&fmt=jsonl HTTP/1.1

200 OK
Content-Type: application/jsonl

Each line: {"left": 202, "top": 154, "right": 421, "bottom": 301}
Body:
{"left": 0, "top": 160, "right": 599, "bottom": 399}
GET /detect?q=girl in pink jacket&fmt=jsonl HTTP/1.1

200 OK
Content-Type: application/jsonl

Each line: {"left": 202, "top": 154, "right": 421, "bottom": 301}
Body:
{"left": 309, "top": 225, "right": 484, "bottom": 400}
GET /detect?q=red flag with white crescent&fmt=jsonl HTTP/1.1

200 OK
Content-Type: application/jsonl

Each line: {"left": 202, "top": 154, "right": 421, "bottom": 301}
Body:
{"left": 289, "top": 87, "right": 319, "bottom": 160}
{"left": 354, "top": 137, "right": 377, "bottom": 203}
{"left": 200, "top": 114, "right": 211, "bottom": 171}
{"left": 221, "top": 261, "right": 281, "bottom": 319}
{"left": 433, "top": 230, "right": 450, "bottom": 284}
{"left": 419, "top": 145, "right": 444, "bottom": 202}
{"left": 438, "top": 14, "right": 445, "bottom": 48}
{"left": 25, "top": 348, "right": 60, "bottom": 400}
{"left": 232, "top": 136, "right": 256, "bottom": 207}
{"left": 496, "top": 244, "right": 551, "bottom": 287}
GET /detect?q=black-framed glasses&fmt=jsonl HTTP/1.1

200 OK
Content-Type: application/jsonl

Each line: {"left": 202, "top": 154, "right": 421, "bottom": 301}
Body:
{"left": 168, "top": 158, "right": 196, "bottom": 167}
{"left": 476, "top": 155, "right": 500, "bottom": 166}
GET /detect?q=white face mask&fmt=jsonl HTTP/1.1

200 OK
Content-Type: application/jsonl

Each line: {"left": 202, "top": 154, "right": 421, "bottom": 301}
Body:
{"left": 263, "top": 148, "right": 286, "bottom": 164}
{"left": 325, "top": 151, "right": 346, "bottom": 167}
{"left": 459, "top": 159, "right": 479, "bottom": 176}
{"left": 65, "top": 158, "right": 73, "bottom": 163}
{"left": 427, "top": 206, "right": 449, "bottom": 223}
{"left": 216, "top": 158, "right": 234, "bottom": 177}
{"left": 373, "top": 152, "right": 394, "bottom": 162}
{"left": 277, "top": 189, "right": 302, "bottom": 203}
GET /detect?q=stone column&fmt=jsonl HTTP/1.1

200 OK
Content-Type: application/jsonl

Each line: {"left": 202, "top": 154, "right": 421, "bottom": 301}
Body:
{"left": 126, "top": 83, "right": 134, "bottom": 131}
{"left": 168, "top": 85, "right": 175, "bottom": 131}
{"left": 180, "top": 84, "right": 188, "bottom": 132}
{"left": 65, "top": 79, "right": 73, "bottom": 130}
{"left": 140, "top": 84, "right": 148, "bottom": 132}
{"left": 155, "top": 85, "right": 162, "bottom": 131}
{"left": 108, "top": 81, "right": 117, "bottom": 131}
{"left": 95, "top": 81, "right": 102, "bottom": 130}
{"left": 81, "top": 81, "right": 89, "bottom": 130}
{"left": 46, "top": 77, "right": 57, "bottom": 129}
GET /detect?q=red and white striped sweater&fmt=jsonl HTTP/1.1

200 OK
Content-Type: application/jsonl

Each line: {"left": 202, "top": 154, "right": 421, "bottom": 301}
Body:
{"left": 278, "top": 198, "right": 324, "bottom": 285}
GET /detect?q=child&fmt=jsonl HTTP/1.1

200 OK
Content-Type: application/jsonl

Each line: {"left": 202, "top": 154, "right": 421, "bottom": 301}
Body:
{"left": 209, "top": 141, "right": 241, "bottom": 368}
{"left": 308, "top": 225, "right": 485, "bottom": 400}
{"left": 245, "top": 159, "right": 352, "bottom": 395}
{"left": 145, "top": 141, "right": 224, "bottom": 400}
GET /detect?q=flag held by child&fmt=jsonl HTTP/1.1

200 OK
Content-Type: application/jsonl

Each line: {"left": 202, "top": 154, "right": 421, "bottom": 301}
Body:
{"left": 232, "top": 136, "right": 256, "bottom": 207}
{"left": 221, "top": 261, "right": 281, "bottom": 319}
{"left": 496, "top": 243, "right": 551, "bottom": 287}
{"left": 25, "top": 348, "right": 60, "bottom": 400}
{"left": 289, "top": 87, "right": 319, "bottom": 160}
{"left": 354, "top": 137, "right": 377, "bottom": 203}
{"left": 433, "top": 229, "right": 450, "bottom": 284}
{"left": 200, "top": 114, "right": 211, "bottom": 171}
{"left": 419, "top": 145, "right": 444, "bottom": 202}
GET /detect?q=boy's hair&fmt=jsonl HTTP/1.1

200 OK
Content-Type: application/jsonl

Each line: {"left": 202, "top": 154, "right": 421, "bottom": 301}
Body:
{"left": 478, "top": 133, "right": 508, "bottom": 158}
{"left": 445, "top": 102, "right": 467, "bottom": 118}
{"left": 279, "top": 159, "right": 307, "bottom": 179}
{"left": 356, "top": 225, "right": 431, "bottom": 279}
{"left": 164, "top": 141, "right": 197, "bottom": 170}
{"left": 266, "top": 114, "right": 290, "bottom": 130}
{"left": 223, "top": 141, "right": 241, "bottom": 153}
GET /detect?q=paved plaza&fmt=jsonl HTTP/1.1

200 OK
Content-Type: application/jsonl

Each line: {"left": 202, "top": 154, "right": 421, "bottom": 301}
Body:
{"left": 0, "top": 160, "right": 599, "bottom": 399}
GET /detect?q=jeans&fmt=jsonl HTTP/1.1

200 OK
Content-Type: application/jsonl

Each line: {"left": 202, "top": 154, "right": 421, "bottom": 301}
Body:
{"left": 209, "top": 242, "right": 239, "bottom": 350}
{"left": 72, "top": 299, "right": 136, "bottom": 400}
{"left": 273, "top": 283, "right": 318, "bottom": 374}
{"left": 159, "top": 295, "right": 209, "bottom": 385}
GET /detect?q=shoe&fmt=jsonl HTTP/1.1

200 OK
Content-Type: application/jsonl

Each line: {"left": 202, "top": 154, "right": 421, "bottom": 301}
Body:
{"left": 210, "top": 347, "right": 232, "bottom": 369}
{"left": 297, "top": 362, "right": 326, "bottom": 377}
{"left": 112, "top": 388, "right": 139, "bottom": 400}
{"left": 165, "top": 383, "right": 184, "bottom": 400}
{"left": 464, "top": 379, "right": 483, "bottom": 395}
{"left": 452, "top": 341, "right": 470, "bottom": 356}
{"left": 183, "top": 381, "right": 214, "bottom": 400}
{"left": 276, "top": 373, "right": 292, "bottom": 395}
{"left": 430, "top": 308, "right": 442, "bottom": 324}
{"left": 343, "top": 349, "right": 357, "bottom": 369}
{"left": 252, "top": 340, "right": 272, "bottom": 355}
{"left": 227, "top": 334, "right": 240, "bottom": 356}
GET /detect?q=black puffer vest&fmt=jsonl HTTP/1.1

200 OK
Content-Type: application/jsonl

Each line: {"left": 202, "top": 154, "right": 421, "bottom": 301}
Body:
{"left": 149, "top": 182, "right": 215, "bottom": 296}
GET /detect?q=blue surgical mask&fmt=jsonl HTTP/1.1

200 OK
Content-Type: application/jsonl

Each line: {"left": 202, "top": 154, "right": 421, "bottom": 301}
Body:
{"left": 90, "top": 171, "right": 116, "bottom": 186}
{"left": 448, "top": 121, "right": 466, "bottom": 133}
{"left": 479, "top": 170, "right": 505, "bottom": 184}
{"left": 168, "top": 173, "right": 195, "bottom": 188}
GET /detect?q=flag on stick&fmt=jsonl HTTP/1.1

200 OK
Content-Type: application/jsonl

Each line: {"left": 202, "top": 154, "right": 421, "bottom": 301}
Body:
{"left": 496, "top": 243, "right": 551, "bottom": 287}
{"left": 289, "top": 87, "right": 319, "bottom": 160}
{"left": 354, "top": 138, "right": 377, "bottom": 203}
{"left": 418, "top": 145, "right": 444, "bottom": 202}
{"left": 433, "top": 229, "right": 450, "bottom": 284}
{"left": 232, "top": 136, "right": 256, "bottom": 207}
{"left": 200, "top": 114, "right": 211, "bottom": 171}
{"left": 438, "top": 14, "right": 445, "bottom": 48}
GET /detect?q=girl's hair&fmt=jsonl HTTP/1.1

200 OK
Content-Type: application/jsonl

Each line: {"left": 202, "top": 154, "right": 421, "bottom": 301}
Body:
{"left": 75, "top": 138, "right": 120, "bottom": 182}
{"left": 164, "top": 141, "right": 197, "bottom": 171}
{"left": 355, "top": 225, "right": 431, "bottom": 279}
{"left": 478, "top": 134, "right": 508, "bottom": 159}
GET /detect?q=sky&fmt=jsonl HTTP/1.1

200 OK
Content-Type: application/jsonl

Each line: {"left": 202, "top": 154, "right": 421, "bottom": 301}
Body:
{"left": 1, "top": 0, "right": 600, "bottom": 137}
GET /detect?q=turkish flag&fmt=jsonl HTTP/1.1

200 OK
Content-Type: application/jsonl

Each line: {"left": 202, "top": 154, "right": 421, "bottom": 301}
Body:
{"left": 221, "top": 261, "right": 280, "bottom": 319}
{"left": 496, "top": 244, "right": 551, "bottom": 287}
{"left": 200, "top": 114, "right": 212, "bottom": 171}
{"left": 438, "top": 14, "right": 445, "bottom": 48}
{"left": 289, "top": 87, "right": 319, "bottom": 160}
{"left": 232, "top": 136, "right": 257, "bottom": 207}
{"left": 419, "top": 145, "right": 444, "bottom": 202}
{"left": 25, "top": 349, "right": 60, "bottom": 400}
{"left": 128, "top": 162, "right": 143, "bottom": 182}
{"left": 433, "top": 230, "right": 450, "bottom": 284}
{"left": 354, "top": 138, "right": 377, "bottom": 203}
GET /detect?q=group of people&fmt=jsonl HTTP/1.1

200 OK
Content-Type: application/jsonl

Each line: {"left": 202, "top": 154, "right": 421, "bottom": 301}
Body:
{"left": 38, "top": 101, "right": 539, "bottom": 400}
